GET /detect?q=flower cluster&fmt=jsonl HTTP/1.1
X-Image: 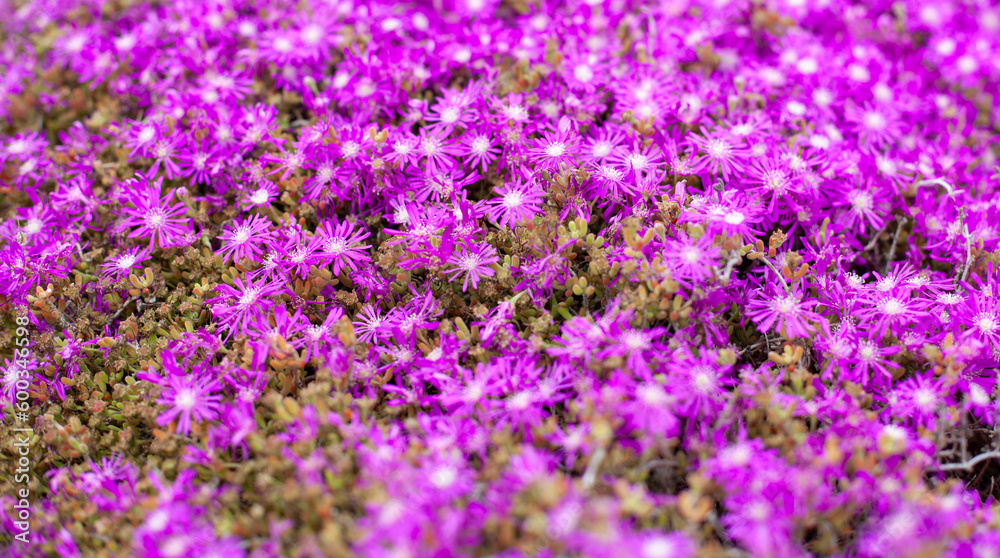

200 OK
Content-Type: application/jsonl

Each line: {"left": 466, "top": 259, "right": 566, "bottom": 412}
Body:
{"left": 2, "top": 0, "right": 1000, "bottom": 557}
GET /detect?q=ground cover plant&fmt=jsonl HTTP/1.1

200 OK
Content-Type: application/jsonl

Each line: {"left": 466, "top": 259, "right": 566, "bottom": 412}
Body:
{"left": 2, "top": 0, "right": 1000, "bottom": 556}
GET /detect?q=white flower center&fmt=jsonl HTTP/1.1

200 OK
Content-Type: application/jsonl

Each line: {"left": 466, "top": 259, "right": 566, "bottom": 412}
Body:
{"left": 641, "top": 538, "right": 676, "bottom": 558}
{"left": 325, "top": 237, "right": 347, "bottom": 254}
{"left": 301, "top": 24, "right": 323, "bottom": 45}
{"left": 237, "top": 287, "right": 261, "bottom": 309}
{"left": 234, "top": 227, "right": 251, "bottom": 244}
{"left": 573, "top": 64, "right": 594, "bottom": 83}
{"left": 627, "top": 153, "right": 648, "bottom": 171}
{"left": 692, "top": 368, "right": 714, "bottom": 393}
{"left": 274, "top": 37, "right": 293, "bottom": 53}
{"left": 441, "top": 106, "right": 460, "bottom": 123}
{"left": 342, "top": 141, "right": 360, "bottom": 157}
{"left": 880, "top": 298, "right": 904, "bottom": 316}
{"left": 544, "top": 142, "right": 567, "bottom": 158}
{"left": 622, "top": 330, "right": 649, "bottom": 351}
{"left": 471, "top": 136, "right": 491, "bottom": 154}
{"left": 863, "top": 111, "right": 886, "bottom": 131}
{"left": 773, "top": 296, "right": 797, "bottom": 315}
{"left": 707, "top": 139, "right": 732, "bottom": 159}
{"left": 117, "top": 254, "right": 137, "bottom": 270}
{"left": 592, "top": 141, "right": 612, "bottom": 158}
{"left": 850, "top": 191, "right": 873, "bottom": 211}
{"left": 637, "top": 384, "right": 668, "bottom": 406}
{"left": 430, "top": 465, "right": 458, "bottom": 488}
{"left": 249, "top": 188, "right": 270, "bottom": 205}
{"left": 144, "top": 209, "right": 166, "bottom": 229}
{"left": 174, "top": 388, "right": 197, "bottom": 411}
{"left": 460, "top": 254, "right": 481, "bottom": 271}
{"left": 724, "top": 211, "right": 745, "bottom": 225}
{"left": 914, "top": 387, "right": 937, "bottom": 410}
{"left": 503, "top": 190, "right": 524, "bottom": 209}
{"left": 975, "top": 312, "right": 999, "bottom": 335}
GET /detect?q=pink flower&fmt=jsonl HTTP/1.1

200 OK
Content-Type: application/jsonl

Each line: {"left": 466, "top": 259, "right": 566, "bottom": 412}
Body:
{"left": 746, "top": 284, "right": 822, "bottom": 339}
{"left": 156, "top": 373, "right": 222, "bottom": 435}
{"left": 445, "top": 243, "right": 499, "bottom": 291}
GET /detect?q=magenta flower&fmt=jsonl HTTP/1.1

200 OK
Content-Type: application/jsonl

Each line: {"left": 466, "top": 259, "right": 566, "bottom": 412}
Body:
{"left": 460, "top": 131, "right": 499, "bottom": 172}
{"left": 217, "top": 214, "right": 273, "bottom": 264}
{"left": 208, "top": 276, "right": 282, "bottom": 336}
{"left": 176, "top": 138, "right": 219, "bottom": 185}
{"left": 156, "top": 372, "right": 222, "bottom": 435}
{"left": 445, "top": 243, "right": 499, "bottom": 291}
{"left": 689, "top": 130, "right": 748, "bottom": 181}
{"left": 487, "top": 179, "right": 544, "bottom": 228}
{"left": 115, "top": 176, "right": 192, "bottom": 248}
{"left": 746, "top": 284, "right": 822, "bottom": 339}
{"left": 100, "top": 246, "right": 151, "bottom": 281}
{"left": 317, "top": 217, "right": 371, "bottom": 275}
{"left": 529, "top": 125, "right": 578, "bottom": 171}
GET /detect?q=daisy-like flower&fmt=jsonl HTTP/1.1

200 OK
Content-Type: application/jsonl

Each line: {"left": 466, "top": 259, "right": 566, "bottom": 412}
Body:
{"left": 317, "top": 217, "right": 371, "bottom": 275}
{"left": 176, "top": 138, "right": 219, "bottom": 185}
{"left": 1, "top": 356, "right": 36, "bottom": 409}
{"left": 461, "top": 131, "right": 499, "bottom": 172}
{"left": 385, "top": 133, "right": 420, "bottom": 170}
{"left": 689, "top": 130, "right": 748, "bottom": 181}
{"left": 487, "top": 179, "right": 544, "bottom": 228}
{"left": 861, "top": 294, "right": 927, "bottom": 337}
{"left": 277, "top": 230, "right": 327, "bottom": 280}
{"left": 746, "top": 284, "right": 822, "bottom": 338}
{"left": 123, "top": 119, "right": 164, "bottom": 158}
{"left": 747, "top": 157, "right": 800, "bottom": 215}
{"left": 100, "top": 247, "right": 152, "bottom": 281}
{"left": 217, "top": 215, "right": 273, "bottom": 264}
{"left": 529, "top": 126, "right": 578, "bottom": 171}
{"left": 589, "top": 163, "right": 628, "bottom": 200}
{"left": 847, "top": 334, "right": 900, "bottom": 388}
{"left": 262, "top": 143, "right": 306, "bottom": 182}
{"left": 208, "top": 276, "right": 282, "bottom": 336}
{"left": 891, "top": 372, "right": 948, "bottom": 430}
{"left": 671, "top": 352, "right": 735, "bottom": 418}
{"left": 600, "top": 326, "right": 666, "bottom": 371}
{"left": 581, "top": 126, "right": 626, "bottom": 165}
{"left": 0, "top": 131, "right": 47, "bottom": 166}
{"left": 353, "top": 304, "right": 388, "bottom": 344}
{"left": 115, "top": 176, "right": 192, "bottom": 248}
{"left": 958, "top": 296, "right": 1000, "bottom": 353}
{"left": 418, "top": 129, "right": 461, "bottom": 172}
{"left": 445, "top": 243, "right": 499, "bottom": 291}
{"left": 846, "top": 101, "right": 903, "bottom": 151}
{"left": 146, "top": 134, "right": 183, "bottom": 180}
{"left": 240, "top": 181, "right": 280, "bottom": 210}
{"left": 156, "top": 372, "right": 223, "bottom": 435}
{"left": 663, "top": 233, "right": 721, "bottom": 286}
{"left": 837, "top": 179, "right": 885, "bottom": 234}
{"left": 615, "top": 139, "right": 665, "bottom": 175}
{"left": 425, "top": 99, "right": 472, "bottom": 136}
{"left": 624, "top": 381, "right": 680, "bottom": 436}
{"left": 634, "top": 532, "right": 696, "bottom": 558}
{"left": 302, "top": 150, "right": 343, "bottom": 202}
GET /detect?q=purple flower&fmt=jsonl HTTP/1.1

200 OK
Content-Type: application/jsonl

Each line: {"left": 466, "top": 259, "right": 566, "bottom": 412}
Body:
{"left": 155, "top": 372, "right": 222, "bottom": 435}
{"left": 100, "top": 246, "right": 151, "bottom": 280}
{"left": 208, "top": 276, "right": 282, "bottom": 336}
{"left": 217, "top": 214, "right": 273, "bottom": 264}
{"left": 746, "top": 283, "right": 822, "bottom": 339}
{"left": 689, "top": 130, "right": 748, "bottom": 181}
{"left": 445, "top": 242, "right": 499, "bottom": 291}
{"left": 115, "top": 176, "right": 191, "bottom": 248}
{"left": 487, "top": 179, "right": 544, "bottom": 228}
